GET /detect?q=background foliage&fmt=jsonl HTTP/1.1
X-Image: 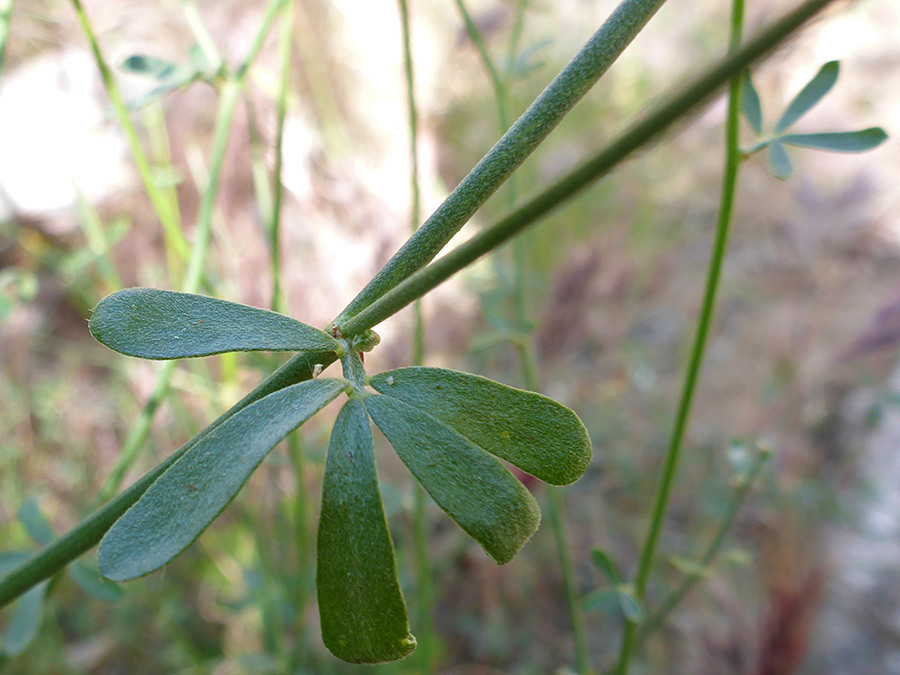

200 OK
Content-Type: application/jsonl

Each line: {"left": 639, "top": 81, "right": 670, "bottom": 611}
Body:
{"left": 1, "top": 0, "right": 899, "bottom": 672}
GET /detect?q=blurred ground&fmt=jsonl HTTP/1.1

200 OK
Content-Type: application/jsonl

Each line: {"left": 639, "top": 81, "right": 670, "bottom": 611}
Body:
{"left": 1, "top": 0, "right": 900, "bottom": 672}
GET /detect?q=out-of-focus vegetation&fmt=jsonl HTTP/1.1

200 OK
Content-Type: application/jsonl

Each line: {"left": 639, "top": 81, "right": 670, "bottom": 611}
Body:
{"left": 1, "top": 0, "right": 898, "bottom": 672}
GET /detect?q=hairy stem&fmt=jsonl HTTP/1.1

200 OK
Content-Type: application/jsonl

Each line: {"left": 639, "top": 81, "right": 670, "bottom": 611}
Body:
{"left": 334, "top": 0, "right": 669, "bottom": 326}
{"left": 0, "top": 0, "right": 841, "bottom": 610}
{"left": 455, "top": 1, "right": 590, "bottom": 670}
{"left": 338, "top": 0, "right": 836, "bottom": 340}
{"left": 614, "top": 0, "right": 746, "bottom": 671}
{"left": 0, "top": 350, "right": 334, "bottom": 608}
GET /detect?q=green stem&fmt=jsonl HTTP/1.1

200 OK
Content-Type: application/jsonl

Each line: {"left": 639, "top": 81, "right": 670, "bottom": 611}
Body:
{"left": 69, "top": 0, "right": 191, "bottom": 270}
{"left": 144, "top": 103, "right": 184, "bottom": 238}
{"left": 0, "top": 350, "right": 334, "bottom": 608}
{"left": 0, "top": 0, "right": 841, "bottom": 611}
{"left": 635, "top": 446, "right": 770, "bottom": 646}
{"left": 397, "top": 0, "right": 435, "bottom": 669}
{"left": 334, "top": 0, "right": 669, "bottom": 326}
{"left": 93, "top": 0, "right": 290, "bottom": 501}
{"left": 455, "top": 2, "right": 590, "bottom": 670}
{"left": 614, "top": 1, "right": 746, "bottom": 672}
{"left": 74, "top": 191, "right": 123, "bottom": 291}
{"left": 181, "top": 0, "right": 222, "bottom": 71}
{"left": 287, "top": 432, "right": 310, "bottom": 655}
{"left": 0, "top": 0, "right": 13, "bottom": 87}
{"left": 92, "top": 361, "right": 176, "bottom": 505}
{"left": 547, "top": 487, "right": 592, "bottom": 674}
{"left": 338, "top": 0, "right": 835, "bottom": 340}
{"left": 455, "top": 0, "right": 510, "bottom": 140}
{"left": 0, "top": 0, "right": 305, "bottom": 605}
{"left": 269, "top": 3, "right": 293, "bottom": 314}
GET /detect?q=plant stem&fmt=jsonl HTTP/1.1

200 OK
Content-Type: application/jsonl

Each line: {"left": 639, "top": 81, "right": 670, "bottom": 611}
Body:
{"left": 635, "top": 445, "right": 770, "bottom": 647}
{"left": 181, "top": 0, "right": 222, "bottom": 70}
{"left": 269, "top": 3, "right": 293, "bottom": 314}
{"left": 287, "top": 432, "right": 310, "bottom": 648}
{"left": 69, "top": 0, "right": 190, "bottom": 271}
{"left": 0, "top": 0, "right": 841, "bottom": 610}
{"left": 0, "top": 0, "right": 13, "bottom": 87}
{"left": 455, "top": 2, "right": 590, "bottom": 670}
{"left": 0, "top": 0, "right": 304, "bottom": 604}
{"left": 397, "top": 1, "right": 436, "bottom": 668}
{"left": 338, "top": 0, "right": 836, "bottom": 341}
{"left": 74, "top": 191, "right": 123, "bottom": 292}
{"left": 613, "top": 1, "right": 746, "bottom": 672}
{"left": 92, "top": 0, "right": 289, "bottom": 502}
{"left": 334, "top": 0, "right": 669, "bottom": 327}
{"left": 0, "top": 349, "right": 334, "bottom": 608}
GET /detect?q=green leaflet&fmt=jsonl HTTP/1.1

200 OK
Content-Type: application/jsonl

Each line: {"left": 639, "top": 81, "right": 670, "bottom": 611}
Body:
{"left": 16, "top": 498, "right": 55, "bottom": 546}
{"left": 781, "top": 127, "right": 888, "bottom": 153}
{"left": 740, "top": 69, "right": 763, "bottom": 135}
{"left": 365, "top": 394, "right": 540, "bottom": 564}
{"left": 317, "top": 399, "right": 415, "bottom": 664}
{"left": 774, "top": 60, "right": 838, "bottom": 133}
{"left": 99, "top": 378, "right": 345, "bottom": 581}
{"left": 119, "top": 54, "right": 179, "bottom": 80}
{"left": 766, "top": 139, "right": 793, "bottom": 180}
{"left": 90, "top": 288, "right": 339, "bottom": 359}
{"left": 369, "top": 367, "right": 591, "bottom": 486}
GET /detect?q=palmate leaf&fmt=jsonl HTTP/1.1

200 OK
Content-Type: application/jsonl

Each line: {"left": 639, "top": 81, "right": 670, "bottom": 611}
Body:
{"left": 99, "top": 378, "right": 345, "bottom": 581}
{"left": 365, "top": 394, "right": 540, "bottom": 564}
{"left": 317, "top": 399, "right": 415, "bottom": 664}
{"left": 774, "top": 60, "right": 839, "bottom": 133}
{"left": 90, "top": 288, "right": 339, "bottom": 359}
{"left": 781, "top": 127, "right": 888, "bottom": 153}
{"left": 369, "top": 368, "right": 591, "bottom": 486}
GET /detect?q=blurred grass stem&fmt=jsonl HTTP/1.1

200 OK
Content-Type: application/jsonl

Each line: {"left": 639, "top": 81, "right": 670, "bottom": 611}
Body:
{"left": 456, "top": 0, "right": 590, "bottom": 670}
{"left": 614, "top": 0, "right": 746, "bottom": 671}
{"left": 0, "top": 0, "right": 840, "bottom": 613}
{"left": 70, "top": 0, "right": 190, "bottom": 273}
{"left": 398, "top": 0, "right": 436, "bottom": 668}
{"left": 0, "top": 0, "right": 12, "bottom": 86}
{"left": 635, "top": 446, "right": 770, "bottom": 647}
{"left": 87, "top": 0, "right": 291, "bottom": 503}
{"left": 338, "top": 0, "right": 836, "bottom": 341}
